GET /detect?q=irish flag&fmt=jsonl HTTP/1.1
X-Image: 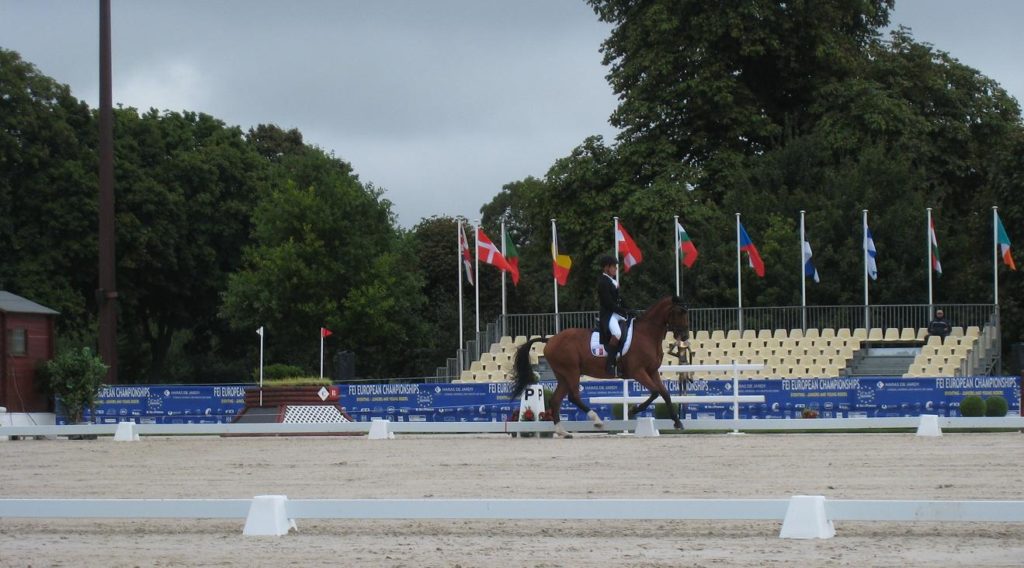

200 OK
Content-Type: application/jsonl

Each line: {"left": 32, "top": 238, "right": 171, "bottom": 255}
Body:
{"left": 504, "top": 231, "right": 520, "bottom": 285}
{"left": 676, "top": 221, "right": 698, "bottom": 268}
{"left": 997, "top": 213, "right": 1016, "bottom": 270}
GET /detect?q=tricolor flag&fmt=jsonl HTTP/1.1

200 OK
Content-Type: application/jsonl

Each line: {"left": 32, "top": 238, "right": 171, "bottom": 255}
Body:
{"left": 929, "top": 218, "right": 942, "bottom": 275}
{"left": 738, "top": 222, "right": 765, "bottom": 277}
{"left": 803, "top": 241, "right": 820, "bottom": 283}
{"left": 996, "top": 213, "right": 1016, "bottom": 270}
{"left": 676, "top": 221, "right": 698, "bottom": 268}
{"left": 477, "top": 228, "right": 510, "bottom": 272}
{"left": 320, "top": 327, "right": 332, "bottom": 338}
{"left": 459, "top": 223, "right": 474, "bottom": 286}
{"left": 865, "top": 227, "right": 878, "bottom": 280}
{"left": 504, "top": 231, "right": 520, "bottom": 285}
{"left": 615, "top": 222, "right": 644, "bottom": 272}
{"left": 551, "top": 225, "right": 572, "bottom": 286}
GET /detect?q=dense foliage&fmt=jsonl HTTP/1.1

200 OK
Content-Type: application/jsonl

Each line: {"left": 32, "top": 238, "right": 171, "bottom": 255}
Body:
{"left": 2, "top": 1, "right": 1023, "bottom": 380}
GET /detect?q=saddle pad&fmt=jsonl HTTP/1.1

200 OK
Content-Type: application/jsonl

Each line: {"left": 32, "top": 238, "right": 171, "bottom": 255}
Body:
{"left": 590, "top": 321, "right": 633, "bottom": 358}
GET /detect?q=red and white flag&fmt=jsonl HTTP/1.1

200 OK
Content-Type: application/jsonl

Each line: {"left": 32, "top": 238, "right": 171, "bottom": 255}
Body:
{"left": 459, "top": 223, "right": 474, "bottom": 286}
{"left": 477, "top": 228, "right": 510, "bottom": 272}
{"left": 320, "top": 327, "right": 332, "bottom": 338}
{"left": 615, "top": 222, "right": 644, "bottom": 272}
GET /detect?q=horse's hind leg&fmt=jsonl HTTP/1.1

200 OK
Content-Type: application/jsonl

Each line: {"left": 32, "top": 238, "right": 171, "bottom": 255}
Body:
{"left": 550, "top": 382, "right": 572, "bottom": 438}
{"left": 563, "top": 380, "right": 604, "bottom": 430}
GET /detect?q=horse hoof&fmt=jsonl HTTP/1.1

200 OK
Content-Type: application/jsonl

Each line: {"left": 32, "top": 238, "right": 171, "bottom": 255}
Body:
{"left": 587, "top": 409, "right": 605, "bottom": 429}
{"left": 554, "top": 424, "right": 572, "bottom": 438}
{"left": 674, "top": 420, "right": 684, "bottom": 430}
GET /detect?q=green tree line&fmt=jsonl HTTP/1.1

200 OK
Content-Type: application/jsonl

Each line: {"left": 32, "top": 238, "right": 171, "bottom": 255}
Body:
{"left": 2, "top": 0, "right": 1023, "bottom": 381}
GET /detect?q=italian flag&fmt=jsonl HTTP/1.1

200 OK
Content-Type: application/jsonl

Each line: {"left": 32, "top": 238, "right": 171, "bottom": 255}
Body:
{"left": 504, "top": 231, "right": 520, "bottom": 285}
{"left": 676, "top": 221, "right": 699, "bottom": 268}
{"left": 929, "top": 218, "right": 942, "bottom": 275}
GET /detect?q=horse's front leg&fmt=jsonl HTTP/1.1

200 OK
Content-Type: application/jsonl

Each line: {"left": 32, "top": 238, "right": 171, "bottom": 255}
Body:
{"left": 654, "top": 371, "right": 683, "bottom": 430}
{"left": 628, "top": 392, "right": 659, "bottom": 418}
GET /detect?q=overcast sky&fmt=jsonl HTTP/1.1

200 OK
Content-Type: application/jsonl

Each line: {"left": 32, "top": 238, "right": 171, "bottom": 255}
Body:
{"left": 2, "top": 1, "right": 1021, "bottom": 228}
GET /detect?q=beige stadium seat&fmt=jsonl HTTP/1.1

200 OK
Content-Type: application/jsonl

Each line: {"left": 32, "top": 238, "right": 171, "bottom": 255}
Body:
{"left": 726, "top": 329, "right": 741, "bottom": 340}
{"left": 866, "top": 328, "right": 883, "bottom": 341}
{"left": 788, "top": 329, "right": 804, "bottom": 340}
{"left": 916, "top": 328, "right": 928, "bottom": 340}
{"left": 836, "top": 328, "right": 852, "bottom": 339}
{"left": 741, "top": 329, "right": 756, "bottom": 340}
{"left": 926, "top": 335, "right": 942, "bottom": 347}
{"left": 883, "top": 328, "right": 899, "bottom": 341}
{"left": 950, "top": 326, "right": 965, "bottom": 337}
{"left": 804, "top": 328, "right": 820, "bottom": 339}
{"left": 499, "top": 335, "right": 514, "bottom": 345}
{"left": 459, "top": 369, "right": 474, "bottom": 382}
{"left": 695, "top": 330, "right": 711, "bottom": 341}
{"left": 899, "top": 328, "right": 916, "bottom": 341}
{"left": 965, "top": 326, "right": 980, "bottom": 338}
{"left": 773, "top": 329, "right": 788, "bottom": 340}
{"left": 820, "top": 328, "right": 836, "bottom": 339}
{"left": 757, "top": 329, "right": 773, "bottom": 340}
{"left": 710, "top": 330, "right": 726, "bottom": 341}
{"left": 514, "top": 335, "right": 528, "bottom": 345}
{"left": 852, "top": 328, "right": 868, "bottom": 340}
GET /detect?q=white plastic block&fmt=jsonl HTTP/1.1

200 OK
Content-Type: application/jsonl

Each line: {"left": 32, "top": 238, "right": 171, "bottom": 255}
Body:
{"left": 113, "top": 421, "right": 140, "bottom": 442}
{"left": 634, "top": 417, "right": 660, "bottom": 437}
{"left": 779, "top": 495, "right": 835, "bottom": 539}
{"left": 916, "top": 414, "right": 942, "bottom": 437}
{"left": 243, "top": 495, "right": 296, "bottom": 536}
{"left": 368, "top": 418, "right": 394, "bottom": 440}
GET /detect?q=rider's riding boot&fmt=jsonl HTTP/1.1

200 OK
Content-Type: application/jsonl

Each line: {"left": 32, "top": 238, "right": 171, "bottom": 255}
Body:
{"left": 605, "top": 336, "right": 620, "bottom": 375}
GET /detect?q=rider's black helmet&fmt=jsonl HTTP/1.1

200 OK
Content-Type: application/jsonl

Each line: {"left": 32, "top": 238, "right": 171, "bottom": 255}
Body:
{"left": 599, "top": 255, "right": 617, "bottom": 268}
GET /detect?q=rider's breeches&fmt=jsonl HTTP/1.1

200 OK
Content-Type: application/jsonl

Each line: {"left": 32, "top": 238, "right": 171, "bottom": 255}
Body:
{"left": 608, "top": 313, "right": 626, "bottom": 340}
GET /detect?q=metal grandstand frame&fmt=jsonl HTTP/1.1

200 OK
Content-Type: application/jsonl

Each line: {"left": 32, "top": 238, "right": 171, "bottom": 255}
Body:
{"left": 437, "top": 303, "right": 1001, "bottom": 380}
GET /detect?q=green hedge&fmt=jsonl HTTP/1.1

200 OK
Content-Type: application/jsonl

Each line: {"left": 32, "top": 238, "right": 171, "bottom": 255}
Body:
{"left": 959, "top": 395, "right": 985, "bottom": 417}
{"left": 985, "top": 396, "right": 1009, "bottom": 417}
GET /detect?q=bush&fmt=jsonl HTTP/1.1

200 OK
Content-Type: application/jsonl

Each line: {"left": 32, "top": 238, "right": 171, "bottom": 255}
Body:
{"left": 985, "top": 396, "right": 1009, "bottom": 417}
{"left": 959, "top": 395, "right": 985, "bottom": 417}
{"left": 44, "top": 347, "right": 108, "bottom": 424}
{"left": 255, "top": 363, "right": 305, "bottom": 381}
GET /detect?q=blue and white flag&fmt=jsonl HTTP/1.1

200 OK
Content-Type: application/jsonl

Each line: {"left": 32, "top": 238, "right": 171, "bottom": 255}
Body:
{"left": 865, "top": 228, "right": 878, "bottom": 280}
{"left": 802, "top": 241, "right": 820, "bottom": 283}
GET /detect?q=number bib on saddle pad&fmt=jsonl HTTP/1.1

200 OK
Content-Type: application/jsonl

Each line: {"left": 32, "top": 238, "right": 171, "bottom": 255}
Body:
{"left": 589, "top": 319, "right": 634, "bottom": 358}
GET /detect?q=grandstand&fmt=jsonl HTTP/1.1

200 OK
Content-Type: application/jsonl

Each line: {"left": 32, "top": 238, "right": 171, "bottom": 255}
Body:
{"left": 448, "top": 304, "right": 1001, "bottom": 382}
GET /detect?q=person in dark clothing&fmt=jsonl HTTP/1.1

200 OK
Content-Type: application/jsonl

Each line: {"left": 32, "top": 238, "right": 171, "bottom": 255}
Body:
{"left": 927, "top": 309, "right": 951, "bottom": 340}
{"left": 597, "top": 255, "right": 629, "bottom": 374}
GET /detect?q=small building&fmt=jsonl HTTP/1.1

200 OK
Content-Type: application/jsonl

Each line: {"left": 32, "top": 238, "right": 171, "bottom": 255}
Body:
{"left": 0, "top": 291, "right": 58, "bottom": 413}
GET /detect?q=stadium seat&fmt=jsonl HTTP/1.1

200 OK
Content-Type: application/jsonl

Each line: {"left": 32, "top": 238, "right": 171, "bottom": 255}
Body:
{"left": 900, "top": 328, "right": 916, "bottom": 341}
{"left": 836, "top": 328, "right": 852, "bottom": 339}
{"left": 950, "top": 326, "right": 965, "bottom": 337}
{"left": 852, "top": 328, "right": 868, "bottom": 340}
{"left": 742, "top": 329, "right": 756, "bottom": 340}
{"left": 695, "top": 330, "right": 711, "bottom": 341}
{"left": 883, "top": 328, "right": 899, "bottom": 341}
{"left": 788, "top": 329, "right": 804, "bottom": 340}
{"left": 965, "top": 326, "right": 980, "bottom": 338}
{"left": 726, "top": 329, "right": 741, "bottom": 340}
{"left": 916, "top": 328, "right": 928, "bottom": 340}
{"left": 710, "top": 330, "right": 725, "bottom": 341}
{"left": 820, "top": 328, "right": 836, "bottom": 339}
{"left": 804, "top": 328, "right": 820, "bottom": 339}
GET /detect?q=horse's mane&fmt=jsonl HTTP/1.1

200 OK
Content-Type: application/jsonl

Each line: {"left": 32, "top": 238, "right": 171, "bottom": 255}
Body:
{"left": 637, "top": 296, "right": 678, "bottom": 322}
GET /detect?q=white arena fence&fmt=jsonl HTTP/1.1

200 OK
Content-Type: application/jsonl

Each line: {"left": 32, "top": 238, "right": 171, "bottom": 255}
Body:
{"left": 1, "top": 495, "right": 1022, "bottom": 539}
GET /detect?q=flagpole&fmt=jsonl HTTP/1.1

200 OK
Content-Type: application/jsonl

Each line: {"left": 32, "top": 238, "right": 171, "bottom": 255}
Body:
{"left": 613, "top": 216, "right": 620, "bottom": 287}
{"left": 800, "top": 210, "right": 807, "bottom": 331}
{"left": 736, "top": 213, "right": 743, "bottom": 332}
{"left": 474, "top": 219, "right": 481, "bottom": 351}
{"left": 551, "top": 218, "right": 560, "bottom": 333}
{"left": 457, "top": 219, "right": 465, "bottom": 371}
{"left": 319, "top": 329, "right": 324, "bottom": 379}
{"left": 258, "top": 326, "right": 264, "bottom": 407}
{"left": 674, "top": 215, "right": 681, "bottom": 297}
{"left": 993, "top": 206, "right": 999, "bottom": 305}
{"left": 500, "top": 219, "right": 507, "bottom": 320}
{"left": 863, "top": 209, "right": 870, "bottom": 329}
{"left": 927, "top": 207, "right": 933, "bottom": 307}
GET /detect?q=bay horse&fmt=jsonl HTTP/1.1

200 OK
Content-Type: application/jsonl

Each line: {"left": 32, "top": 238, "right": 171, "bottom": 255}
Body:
{"left": 510, "top": 295, "right": 689, "bottom": 438}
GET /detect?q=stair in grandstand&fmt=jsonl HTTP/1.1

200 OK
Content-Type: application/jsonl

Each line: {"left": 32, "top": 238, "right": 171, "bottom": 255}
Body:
{"left": 845, "top": 346, "right": 918, "bottom": 377}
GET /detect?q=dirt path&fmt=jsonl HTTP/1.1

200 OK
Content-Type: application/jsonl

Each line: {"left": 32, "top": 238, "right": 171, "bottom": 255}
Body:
{"left": 1, "top": 433, "right": 1022, "bottom": 567}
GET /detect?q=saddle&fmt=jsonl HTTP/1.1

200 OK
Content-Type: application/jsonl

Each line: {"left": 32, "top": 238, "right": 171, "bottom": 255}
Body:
{"left": 590, "top": 318, "right": 634, "bottom": 358}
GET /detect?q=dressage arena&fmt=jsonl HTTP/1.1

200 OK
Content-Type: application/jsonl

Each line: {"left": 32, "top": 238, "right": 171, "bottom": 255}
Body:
{"left": 1, "top": 432, "right": 1023, "bottom": 567}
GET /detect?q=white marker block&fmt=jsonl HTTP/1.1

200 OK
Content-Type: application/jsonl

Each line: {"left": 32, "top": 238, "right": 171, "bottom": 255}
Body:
{"left": 243, "top": 495, "right": 296, "bottom": 536}
{"left": 779, "top": 495, "right": 835, "bottom": 539}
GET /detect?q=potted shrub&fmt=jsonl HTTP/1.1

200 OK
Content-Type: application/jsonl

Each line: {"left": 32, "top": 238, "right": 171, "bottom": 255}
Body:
{"left": 44, "top": 347, "right": 107, "bottom": 426}
{"left": 985, "top": 396, "right": 1008, "bottom": 417}
{"left": 959, "top": 395, "right": 986, "bottom": 417}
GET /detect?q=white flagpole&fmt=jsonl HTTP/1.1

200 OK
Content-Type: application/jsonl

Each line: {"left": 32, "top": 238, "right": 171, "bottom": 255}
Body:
{"left": 500, "top": 219, "right": 507, "bottom": 319}
{"left": 319, "top": 329, "right": 325, "bottom": 380}
{"left": 551, "top": 218, "right": 560, "bottom": 332}
{"left": 257, "top": 326, "right": 264, "bottom": 407}
{"left": 927, "top": 207, "right": 933, "bottom": 307}
{"left": 993, "top": 206, "right": 999, "bottom": 305}
{"left": 800, "top": 210, "right": 807, "bottom": 331}
{"left": 457, "top": 219, "right": 465, "bottom": 371}
{"left": 863, "top": 209, "right": 870, "bottom": 329}
{"left": 736, "top": 213, "right": 743, "bottom": 331}
{"left": 613, "top": 216, "right": 620, "bottom": 287}
{"left": 474, "top": 219, "right": 480, "bottom": 343}
{"left": 674, "top": 215, "right": 680, "bottom": 297}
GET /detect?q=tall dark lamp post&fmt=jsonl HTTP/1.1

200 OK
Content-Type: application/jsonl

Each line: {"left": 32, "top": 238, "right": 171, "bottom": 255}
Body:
{"left": 98, "top": 0, "right": 118, "bottom": 382}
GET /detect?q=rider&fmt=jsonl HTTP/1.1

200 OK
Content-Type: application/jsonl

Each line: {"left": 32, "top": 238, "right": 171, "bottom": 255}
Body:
{"left": 597, "top": 255, "right": 630, "bottom": 375}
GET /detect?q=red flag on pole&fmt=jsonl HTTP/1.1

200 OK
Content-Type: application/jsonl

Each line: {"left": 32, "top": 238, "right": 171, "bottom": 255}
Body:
{"left": 477, "top": 228, "right": 510, "bottom": 272}
{"left": 321, "top": 327, "right": 332, "bottom": 338}
{"left": 615, "top": 222, "right": 644, "bottom": 272}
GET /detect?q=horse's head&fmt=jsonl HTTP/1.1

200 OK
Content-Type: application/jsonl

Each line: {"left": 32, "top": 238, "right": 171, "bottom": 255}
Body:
{"left": 667, "top": 295, "right": 689, "bottom": 342}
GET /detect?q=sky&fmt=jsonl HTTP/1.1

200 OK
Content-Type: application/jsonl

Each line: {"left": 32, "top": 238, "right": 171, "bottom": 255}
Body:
{"left": 1, "top": 0, "right": 1022, "bottom": 228}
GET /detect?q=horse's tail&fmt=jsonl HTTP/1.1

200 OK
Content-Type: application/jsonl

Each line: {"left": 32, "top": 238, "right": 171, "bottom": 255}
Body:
{"left": 510, "top": 336, "right": 549, "bottom": 400}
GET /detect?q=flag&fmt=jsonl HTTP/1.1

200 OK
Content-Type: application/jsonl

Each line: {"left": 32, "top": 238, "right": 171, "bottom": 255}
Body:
{"left": 997, "top": 213, "right": 1016, "bottom": 270}
{"left": 504, "top": 231, "right": 520, "bottom": 285}
{"left": 320, "top": 327, "right": 332, "bottom": 338}
{"left": 803, "top": 241, "right": 820, "bottom": 283}
{"left": 615, "top": 222, "right": 644, "bottom": 272}
{"left": 459, "top": 223, "right": 474, "bottom": 286}
{"left": 477, "top": 228, "right": 510, "bottom": 272}
{"left": 676, "top": 221, "right": 699, "bottom": 268}
{"left": 865, "top": 227, "right": 878, "bottom": 280}
{"left": 738, "top": 222, "right": 765, "bottom": 277}
{"left": 256, "top": 326, "right": 264, "bottom": 337}
{"left": 929, "top": 218, "right": 942, "bottom": 275}
{"left": 551, "top": 226, "right": 572, "bottom": 286}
